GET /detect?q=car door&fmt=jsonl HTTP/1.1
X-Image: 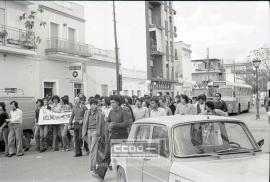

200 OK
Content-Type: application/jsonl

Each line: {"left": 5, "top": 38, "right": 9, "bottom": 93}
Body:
{"left": 142, "top": 124, "right": 172, "bottom": 182}
{"left": 125, "top": 124, "right": 152, "bottom": 182}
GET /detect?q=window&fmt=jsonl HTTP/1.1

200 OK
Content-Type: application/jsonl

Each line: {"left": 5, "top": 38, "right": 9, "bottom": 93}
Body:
{"left": 152, "top": 125, "right": 169, "bottom": 158}
{"left": 131, "top": 90, "right": 134, "bottom": 96}
{"left": 101, "top": 84, "right": 108, "bottom": 96}
{"left": 50, "top": 22, "right": 59, "bottom": 38}
{"left": 68, "top": 27, "right": 75, "bottom": 50}
{"left": 44, "top": 82, "right": 56, "bottom": 98}
{"left": 135, "top": 125, "right": 151, "bottom": 140}
{"left": 74, "top": 83, "right": 83, "bottom": 97}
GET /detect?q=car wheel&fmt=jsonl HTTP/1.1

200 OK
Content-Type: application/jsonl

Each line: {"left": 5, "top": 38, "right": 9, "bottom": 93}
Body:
{"left": 117, "top": 166, "right": 127, "bottom": 182}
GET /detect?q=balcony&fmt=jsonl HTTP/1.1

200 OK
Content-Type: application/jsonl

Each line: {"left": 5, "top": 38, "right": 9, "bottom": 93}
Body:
{"left": 149, "top": 1, "right": 162, "bottom": 7}
{"left": 45, "top": 38, "right": 92, "bottom": 58}
{"left": 0, "top": 25, "right": 37, "bottom": 55}
{"left": 150, "top": 42, "right": 163, "bottom": 56}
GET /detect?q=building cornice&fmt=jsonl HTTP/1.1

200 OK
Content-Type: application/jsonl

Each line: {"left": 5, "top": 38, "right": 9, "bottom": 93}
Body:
{"left": 39, "top": 4, "right": 85, "bottom": 23}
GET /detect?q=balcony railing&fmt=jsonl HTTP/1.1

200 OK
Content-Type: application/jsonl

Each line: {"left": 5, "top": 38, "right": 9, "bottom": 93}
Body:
{"left": 46, "top": 38, "right": 91, "bottom": 57}
{"left": 0, "top": 24, "right": 36, "bottom": 50}
{"left": 151, "top": 42, "right": 163, "bottom": 56}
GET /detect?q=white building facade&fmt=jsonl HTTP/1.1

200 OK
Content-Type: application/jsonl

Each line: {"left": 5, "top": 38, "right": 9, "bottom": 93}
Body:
{"left": 174, "top": 41, "right": 193, "bottom": 96}
{"left": 0, "top": 1, "right": 117, "bottom": 101}
{"left": 121, "top": 68, "right": 148, "bottom": 97}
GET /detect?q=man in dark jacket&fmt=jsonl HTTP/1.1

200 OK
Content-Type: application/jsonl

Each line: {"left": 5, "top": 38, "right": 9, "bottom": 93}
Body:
{"left": 214, "top": 93, "right": 228, "bottom": 112}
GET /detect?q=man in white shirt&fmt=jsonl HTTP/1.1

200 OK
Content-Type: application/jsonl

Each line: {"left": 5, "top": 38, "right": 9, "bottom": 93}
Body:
{"left": 6, "top": 101, "right": 24, "bottom": 157}
{"left": 133, "top": 98, "right": 149, "bottom": 120}
{"left": 150, "top": 97, "right": 167, "bottom": 118}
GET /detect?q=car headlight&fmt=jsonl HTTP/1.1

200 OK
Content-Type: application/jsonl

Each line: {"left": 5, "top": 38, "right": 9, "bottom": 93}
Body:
{"left": 169, "top": 173, "right": 194, "bottom": 182}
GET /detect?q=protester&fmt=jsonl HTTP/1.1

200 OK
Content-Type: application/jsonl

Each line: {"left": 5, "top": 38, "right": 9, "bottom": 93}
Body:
{"left": 68, "top": 96, "right": 88, "bottom": 157}
{"left": 200, "top": 101, "right": 228, "bottom": 116}
{"left": 82, "top": 98, "right": 104, "bottom": 174}
{"left": 60, "top": 96, "right": 72, "bottom": 151}
{"left": 51, "top": 95, "right": 62, "bottom": 151}
{"left": 214, "top": 93, "right": 228, "bottom": 112}
{"left": 34, "top": 99, "right": 46, "bottom": 152}
{"left": 150, "top": 97, "right": 167, "bottom": 117}
{"left": 132, "top": 98, "right": 149, "bottom": 120}
{"left": 159, "top": 97, "right": 172, "bottom": 116}
{"left": 101, "top": 97, "right": 112, "bottom": 122}
{"left": 165, "top": 96, "right": 176, "bottom": 115}
{"left": 6, "top": 101, "right": 24, "bottom": 157}
{"left": 63, "top": 95, "right": 73, "bottom": 109}
{"left": 93, "top": 95, "right": 130, "bottom": 180}
{"left": 196, "top": 94, "right": 207, "bottom": 114}
{"left": 0, "top": 102, "right": 9, "bottom": 156}
{"left": 174, "top": 95, "right": 181, "bottom": 108}
{"left": 175, "top": 94, "right": 196, "bottom": 115}
{"left": 122, "top": 96, "right": 135, "bottom": 133}
{"left": 39, "top": 98, "right": 50, "bottom": 151}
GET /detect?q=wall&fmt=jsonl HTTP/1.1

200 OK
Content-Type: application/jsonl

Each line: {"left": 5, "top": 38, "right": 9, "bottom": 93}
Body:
{"left": 84, "top": 66, "right": 116, "bottom": 97}
{"left": 0, "top": 54, "right": 36, "bottom": 97}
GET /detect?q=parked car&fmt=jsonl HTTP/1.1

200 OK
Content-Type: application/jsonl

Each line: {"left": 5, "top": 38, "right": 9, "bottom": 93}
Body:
{"left": 0, "top": 96, "right": 36, "bottom": 151}
{"left": 112, "top": 115, "right": 268, "bottom": 182}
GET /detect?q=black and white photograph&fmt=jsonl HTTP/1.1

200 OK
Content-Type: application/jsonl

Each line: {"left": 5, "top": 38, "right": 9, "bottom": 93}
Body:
{"left": 0, "top": 0, "right": 269, "bottom": 181}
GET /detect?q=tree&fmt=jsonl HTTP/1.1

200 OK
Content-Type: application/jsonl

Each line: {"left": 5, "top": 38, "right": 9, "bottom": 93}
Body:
{"left": 19, "top": 8, "right": 46, "bottom": 49}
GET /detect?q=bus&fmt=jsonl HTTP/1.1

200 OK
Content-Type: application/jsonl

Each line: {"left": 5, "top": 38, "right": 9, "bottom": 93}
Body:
{"left": 207, "top": 81, "right": 253, "bottom": 114}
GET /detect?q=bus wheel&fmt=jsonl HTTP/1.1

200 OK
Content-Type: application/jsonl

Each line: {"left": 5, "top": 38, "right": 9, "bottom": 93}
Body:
{"left": 237, "top": 104, "right": 241, "bottom": 115}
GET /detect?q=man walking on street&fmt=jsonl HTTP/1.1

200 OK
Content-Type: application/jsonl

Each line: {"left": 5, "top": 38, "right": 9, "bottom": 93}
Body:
{"left": 133, "top": 98, "right": 149, "bottom": 120}
{"left": 68, "top": 97, "right": 88, "bottom": 157}
{"left": 214, "top": 93, "right": 228, "bottom": 112}
{"left": 82, "top": 98, "right": 104, "bottom": 174}
{"left": 94, "top": 95, "right": 130, "bottom": 181}
{"left": 150, "top": 97, "right": 167, "bottom": 118}
{"left": 6, "top": 101, "right": 24, "bottom": 157}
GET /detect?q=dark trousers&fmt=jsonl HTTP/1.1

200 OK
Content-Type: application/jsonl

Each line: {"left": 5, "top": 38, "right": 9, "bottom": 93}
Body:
{"left": 97, "top": 131, "right": 128, "bottom": 179}
{"left": 74, "top": 122, "right": 82, "bottom": 155}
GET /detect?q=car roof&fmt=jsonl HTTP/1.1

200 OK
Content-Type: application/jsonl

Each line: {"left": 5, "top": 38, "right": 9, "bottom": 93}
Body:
{"left": 134, "top": 115, "right": 241, "bottom": 128}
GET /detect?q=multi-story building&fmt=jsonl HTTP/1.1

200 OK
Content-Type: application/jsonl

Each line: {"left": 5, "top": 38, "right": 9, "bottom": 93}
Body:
{"left": 0, "top": 1, "right": 117, "bottom": 100}
{"left": 122, "top": 68, "right": 148, "bottom": 97}
{"left": 145, "top": 1, "right": 177, "bottom": 97}
{"left": 192, "top": 58, "right": 225, "bottom": 87}
{"left": 174, "top": 41, "right": 193, "bottom": 95}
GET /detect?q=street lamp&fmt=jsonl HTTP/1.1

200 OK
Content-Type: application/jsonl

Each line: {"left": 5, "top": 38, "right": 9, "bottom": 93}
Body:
{"left": 252, "top": 57, "right": 261, "bottom": 120}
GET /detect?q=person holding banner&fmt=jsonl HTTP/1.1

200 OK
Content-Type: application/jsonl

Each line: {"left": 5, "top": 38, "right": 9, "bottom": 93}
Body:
{"left": 82, "top": 98, "right": 104, "bottom": 174}
{"left": 34, "top": 99, "right": 46, "bottom": 152}
{"left": 51, "top": 95, "right": 62, "bottom": 151}
{"left": 60, "top": 97, "right": 72, "bottom": 151}
{"left": 68, "top": 96, "right": 88, "bottom": 157}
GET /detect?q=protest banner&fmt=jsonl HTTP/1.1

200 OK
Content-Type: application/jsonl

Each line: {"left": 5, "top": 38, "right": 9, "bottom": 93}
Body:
{"left": 38, "top": 108, "right": 72, "bottom": 125}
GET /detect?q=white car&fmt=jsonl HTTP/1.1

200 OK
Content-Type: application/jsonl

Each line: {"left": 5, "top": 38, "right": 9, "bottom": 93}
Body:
{"left": 112, "top": 115, "right": 268, "bottom": 182}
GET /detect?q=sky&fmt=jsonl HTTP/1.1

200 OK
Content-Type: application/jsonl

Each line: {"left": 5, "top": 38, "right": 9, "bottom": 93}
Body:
{"left": 76, "top": 1, "right": 269, "bottom": 71}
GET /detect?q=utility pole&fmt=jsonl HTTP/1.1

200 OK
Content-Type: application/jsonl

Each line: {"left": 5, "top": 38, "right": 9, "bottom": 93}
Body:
{"left": 206, "top": 48, "right": 210, "bottom": 85}
{"left": 113, "top": 0, "right": 120, "bottom": 95}
{"left": 233, "top": 59, "right": 236, "bottom": 83}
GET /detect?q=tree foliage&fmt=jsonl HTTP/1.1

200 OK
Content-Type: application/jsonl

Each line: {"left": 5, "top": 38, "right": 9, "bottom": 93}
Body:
{"left": 19, "top": 8, "right": 46, "bottom": 48}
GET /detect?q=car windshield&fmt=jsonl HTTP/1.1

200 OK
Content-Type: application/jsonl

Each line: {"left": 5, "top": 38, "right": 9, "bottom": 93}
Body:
{"left": 173, "top": 121, "right": 257, "bottom": 158}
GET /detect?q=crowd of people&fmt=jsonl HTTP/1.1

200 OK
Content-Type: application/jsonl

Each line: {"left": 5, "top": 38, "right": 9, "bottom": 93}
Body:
{"left": 0, "top": 92, "right": 229, "bottom": 181}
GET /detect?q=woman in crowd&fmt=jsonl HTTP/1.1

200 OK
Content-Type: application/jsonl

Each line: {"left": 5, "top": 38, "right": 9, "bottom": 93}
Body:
{"left": 51, "top": 95, "right": 62, "bottom": 151}
{"left": 175, "top": 94, "right": 196, "bottom": 115}
{"left": 60, "top": 96, "right": 72, "bottom": 151}
{"left": 34, "top": 99, "right": 45, "bottom": 152}
{"left": 196, "top": 94, "right": 207, "bottom": 114}
{"left": 0, "top": 102, "right": 9, "bottom": 156}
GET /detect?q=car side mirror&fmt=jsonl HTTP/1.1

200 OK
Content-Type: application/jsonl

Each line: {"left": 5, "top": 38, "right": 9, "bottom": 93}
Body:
{"left": 257, "top": 139, "right": 264, "bottom": 148}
